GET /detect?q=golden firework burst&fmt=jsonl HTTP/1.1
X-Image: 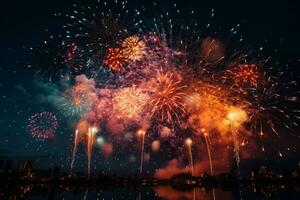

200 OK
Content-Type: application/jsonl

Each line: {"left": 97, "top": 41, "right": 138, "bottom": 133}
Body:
{"left": 121, "top": 35, "right": 146, "bottom": 61}
{"left": 113, "top": 86, "right": 149, "bottom": 119}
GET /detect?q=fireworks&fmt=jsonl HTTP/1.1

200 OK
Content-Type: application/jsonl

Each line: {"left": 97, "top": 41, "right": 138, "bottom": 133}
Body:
{"left": 103, "top": 48, "right": 127, "bottom": 72}
{"left": 87, "top": 127, "right": 98, "bottom": 175}
{"left": 225, "top": 106, "right": 248, "bottom": 171}
{"left": 200, "top": 128, "right": 214, "bottom": 176}
{"left": 147, "top": 71, "right": 187, "bottom": 123}
{"left": 71, "top": 122, "right": 98, "bottom": 175}
{"left": 71, "top": 129, "right": 79, "bottom": 169}
{"left": 226, "top": 107, "right": 248, "bottom": 127}
{"left": 73, "top": 76, "right": 96, "bottom": 105}
{"left": 113, "top": 86, "right": 149, "bottom": 120}
{"left": 27, "top": 0, "right": 299, "bottom": 176}
{"left": 185, "top": 83, "right": 232, "bottom": 134}
{"left": 58, "top": 0, "right": 142, "bottom": 58}
{"left": 246, "top": 76, "right": 299, "bottom": 140}
{"left": 232, "top": 64, "right": 260, "bottom": 88}
{"left": 27, "top": 112, "right": 58, "bottom": 140}
{"left": 137, "top": 129, "right": 147, "bottom": 174}
{"left": 121, "top": 35, "right": 146, "bottom": 62}
{"left": 60, "top": 89, "right": 89, "bottom": 117}
{"left": 185, "top": 138, "right": 194, "bottom": 176}
{"left": 59, "top": 75, "right": 96, "bottom": 118}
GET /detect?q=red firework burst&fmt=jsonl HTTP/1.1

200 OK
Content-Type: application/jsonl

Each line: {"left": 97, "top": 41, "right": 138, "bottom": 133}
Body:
{"left": 147, "top": 71, "right": 187, "bottom": 123}
{"left": 232, "top": 64, "right": 260, "bottom": 87}
{"left": 103, "top": 48, "right": 127, "bottom": 72}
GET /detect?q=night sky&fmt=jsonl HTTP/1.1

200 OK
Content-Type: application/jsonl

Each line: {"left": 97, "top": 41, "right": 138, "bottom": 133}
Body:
{"left": 0, "top": 0, "right": 300, "bottom": 176}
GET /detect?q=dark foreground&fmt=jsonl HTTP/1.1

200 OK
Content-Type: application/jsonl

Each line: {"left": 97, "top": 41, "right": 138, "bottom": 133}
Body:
{"left": 1, "top": 163, "right": 300, "bottom": 199}
{"left": 1, "top": 172, "right": 300, "bottom": 200}
{"left": 1, "top": 180, "right": 300, "bottom": 200}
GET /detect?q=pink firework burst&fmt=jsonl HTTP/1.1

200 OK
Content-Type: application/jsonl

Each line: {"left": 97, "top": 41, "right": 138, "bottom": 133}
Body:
{"left": 27, "top": 112, "right": 58, "bottom": 140}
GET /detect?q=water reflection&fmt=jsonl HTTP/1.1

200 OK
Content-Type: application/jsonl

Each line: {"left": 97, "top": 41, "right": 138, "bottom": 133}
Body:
{"left": 1, "top": 183, "right": 300, "bottom": 200}
{"left": 154, "top": 186, "right": 232, "bottom": 200}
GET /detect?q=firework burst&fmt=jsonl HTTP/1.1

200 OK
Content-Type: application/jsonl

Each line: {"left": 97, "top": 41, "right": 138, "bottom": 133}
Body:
{"left": 147, "top": 71, "right": 187, "bottom": 123}
{"left": 231, "top": 63, "right": 260, "bottom": 88}
{"left": 113, "top": 86, "right": 149, "bottom": 120}
{"left": 246, "top": 76, "right": 299, "bottom": 138}
{"left": 59, "top": 1, "right": 142, "bottom": 57}
{"left": 103, "top": 48, "right": 127, "bottom": 72}
{"left": 121, "top": 35, "right": 146, "bottom": 62}
{"left": 27, "top": 112, "right": 58, "bottom": 140}
{"left": 27, "top": 1, "right": 300, "bottom": 176}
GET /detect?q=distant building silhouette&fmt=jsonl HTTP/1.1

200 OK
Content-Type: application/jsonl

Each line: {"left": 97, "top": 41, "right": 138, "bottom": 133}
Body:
{"left": 0, "top": 160, "right": 12, "bottom": 172}
{"left": 17, "top": 160, "right": 33, "bottom": 171}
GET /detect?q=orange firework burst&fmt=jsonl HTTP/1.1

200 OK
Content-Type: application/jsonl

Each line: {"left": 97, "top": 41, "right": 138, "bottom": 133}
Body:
{"left": 121, "top": 35, "right": 146, "bottom": 61}
{"left": 185, "top": 82, "right": 237, "bottom": 134}
{"left": 185, "top": 83, "right": 230, "bottom": 112}
{"left": 232, "top": 64, "right": 260, "bottom": 87}
{"left": 187, "top": 93, "right": 228, "bottom": 134}
{"left": 103, "top": 48, "right": 127, "bottom": 72}
{"left": 184, "top": 83, "right": 225, "bottom": 111}
{"left": 147, "top": 71, "right": 186, "bottom": 123}
{"left": 113, "top": 86, "right": 149, "bottom": 119}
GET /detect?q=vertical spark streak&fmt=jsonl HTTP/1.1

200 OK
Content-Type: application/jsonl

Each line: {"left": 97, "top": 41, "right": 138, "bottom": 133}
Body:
{"left": 226, "top": 107, "right": 247, "bottom": 175}
{"left": 71, "top": 129, "right": 79, "bottom": 169}
{"left": 138, "top": 129, "right": 146, "bottom": 174}
{"left": 231, "top": 125, "right": 240, "bottom": 173}
{"left": 193, "top": 188, "right": 196, "bottom": 200}
{"left": 84, "top": 187, "right": 88, "bottom": 200}
{"left": 201, "top": 129, "right": 214, "bottom": 176}
{"left": 204, "top": 135, "right": 213, "bottom": 174}
{"left": 87, "top": 128, "right": 92, "bottom": 176}
{"left": 185, "top": 138, "right": 194, "bottom": 176}
{"left": 87, "top": 127, "right": 97, "bottom": 176}
{"left": 201, "top": 129, "right": 216, "bottom": 200}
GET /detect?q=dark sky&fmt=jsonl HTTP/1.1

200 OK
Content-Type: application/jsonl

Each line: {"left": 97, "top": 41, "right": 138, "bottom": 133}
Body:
{"left": 0, "top": 0, "right": 300, "bottom": 175}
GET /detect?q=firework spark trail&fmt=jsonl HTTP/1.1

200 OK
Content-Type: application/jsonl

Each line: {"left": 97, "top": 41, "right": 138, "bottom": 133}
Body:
{"left": 193, "top": 188, "right": 196, "bottom": 200}
{"left": 185, "top": 138, "right": 194, "bottom": 176}
{"left": 201, "top": 129, "right": 214, "bottom": 176}
{"left": 201, "top": 129, "right": 216, "bottom": 200}
{"left": 226, "top": 107, "right": 248, "bottom": 173}
{"left": 87, "top": 127, "right": 97, "bottom": 176}
{"left": 71, "top": 129, "right": 79, "bottom": 169}
{"left": 232, "top": 128, "right": 241, "bottom": 173}
{"left": 87, "top": 128, "right": 92, "bottom": 176}
{"left": 140, "top": 133, "right": 145, "bottom": 174}
{"left": 138, "top": 129, "right": 146, "bottom": 174}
